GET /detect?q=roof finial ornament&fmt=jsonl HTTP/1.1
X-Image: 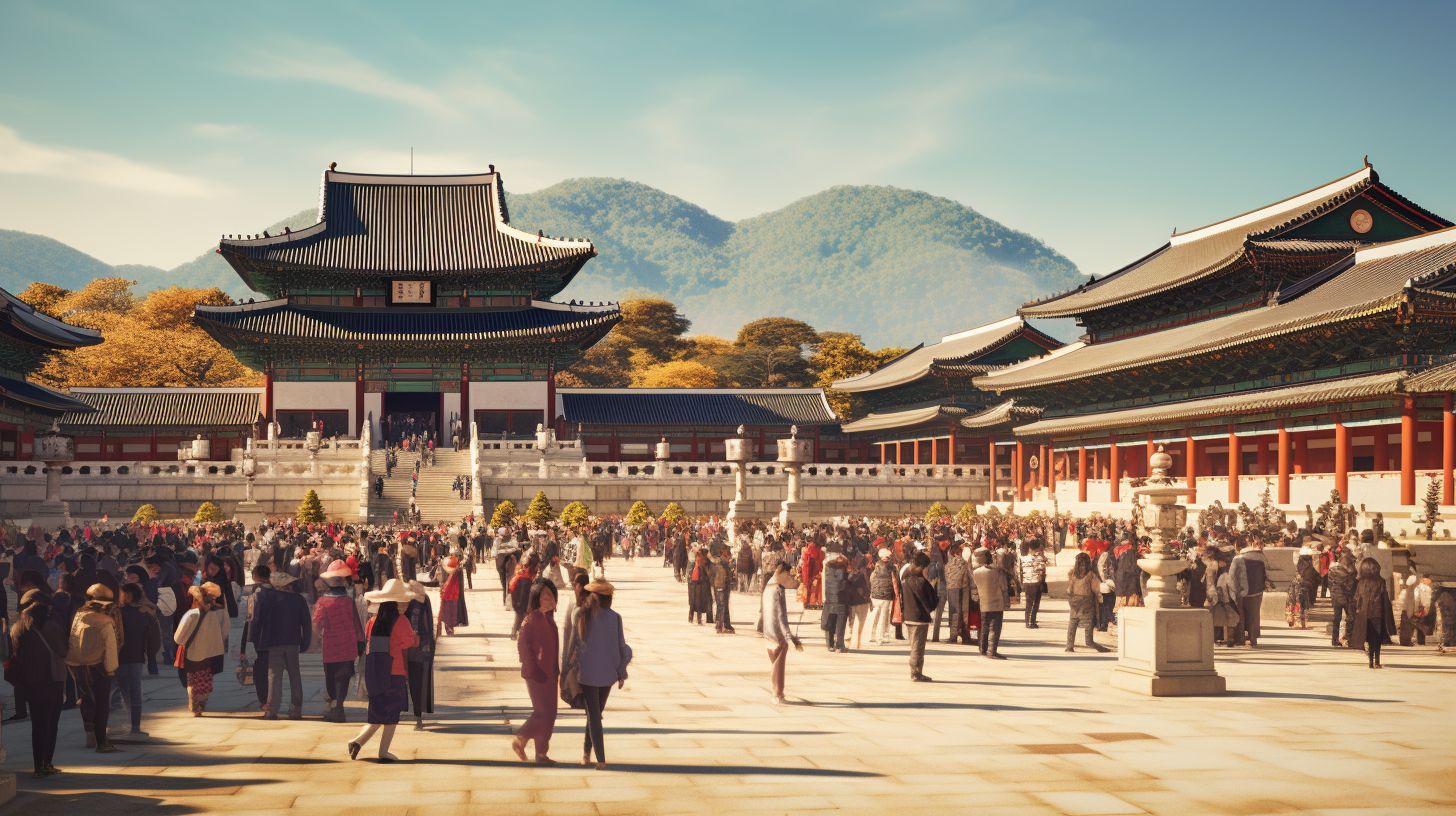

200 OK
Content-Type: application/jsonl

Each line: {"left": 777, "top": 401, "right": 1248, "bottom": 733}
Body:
{"left": 329, "top": 161, "right": 337, "bottom": 171}
{"left": 489, "top": 164, "right": 495, "bottom": 173}
{"left": 1363, "top": 154, "right": 1371, "bottom": 168}
{"left": 263, "top": 230, "right": 270, "bottom": 238}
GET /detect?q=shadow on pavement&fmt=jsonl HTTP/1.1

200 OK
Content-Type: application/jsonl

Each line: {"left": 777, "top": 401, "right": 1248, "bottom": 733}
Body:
{"left": 416, "top": 757, "right": 881, "bottom": 777}
{"left": 8, "top": 790, "right": 200, "bottom": 816}
{"left": 807, "top": 701, "right": 1101, "bottom": 713}
{"left": 1224, "top": 690, "right": 1396, "bottom": 703}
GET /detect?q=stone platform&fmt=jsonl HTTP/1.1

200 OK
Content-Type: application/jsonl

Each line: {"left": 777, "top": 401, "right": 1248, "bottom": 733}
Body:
{"left": 2, "top": 560, "right": 1453, "bottom": 814}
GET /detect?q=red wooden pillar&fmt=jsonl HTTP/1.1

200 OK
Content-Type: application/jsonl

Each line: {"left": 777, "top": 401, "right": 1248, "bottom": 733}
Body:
{"left": 1254, "top": 435, "right": 1269, "bottom": 476}
{"left": 1401, "top": 396, "right": 1417, "bottom": 506}
{"left": 913, "top": 439, "right": 921, "bottom": 466}
{"left": 878, "top": 443, "right": 886, "bottom": 465}
{"left": 1227, "top": 425, "right": 1240, "bottom": 503}
{"left": 1445, "top": 394, "right": 1455, "bottom": 506}
{"left": 1277, "top": 422, "right": 1291, "bottom": 505}
{"left": 1108, "top": 435, "right": 1121, "bottom": 503}
{"left": 545, "top": 364, "right": 557, "bottom": 429}
{"left": 1335, "top": 420, "right": 1350, "bottom": 501}
{"left": 1078, "top": 446, "right": 1088, "bottom": 502}
{"left": 948, "top": 426, "right": 958, "bottom": 467}
{"left": 988, "top": 439, "right": 998, "bottom": 499}
{"left": 263, "top": 365, "right": 275, "bottom": 423}
{"left": 1145, "top": 433, "right": 1155, "bottom": 477}
{"left": 354, "top": 362, "right": 365, "bottom": 436}
{"left": 1373, "top": 423, "right": 1389, "bottom": 472}
{"left": 929, "top": 437, "right": 939, "bottom": 466}
{"left": 1014, "top": 440, "right": 1024, "bottom": 499}
{"left": 1186, "top": 433, "right": 1197, "bottom": 494}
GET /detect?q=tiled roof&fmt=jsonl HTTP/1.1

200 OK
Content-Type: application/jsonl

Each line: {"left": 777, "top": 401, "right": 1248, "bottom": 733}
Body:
{"left": 1403, "top": 359, "right": 1456, "bottom": 394}
{"left": 561, "top": 388, "right": 836, "bottom": 427}
{"left": 62, "top": 388, "right": 261, "bottom": 428}
{"left": 0, "top": 374, "right": 94, "bottom": 415}
{"left": 1020, "top": 167, "right": 1377, "bottom": 318}
{"left": 832, "top": 316, "right": 1052, "bottom": 393}
{"left": 959, "top": 399, "right": 1041, "bottom": 430}
{"left": 840, "top": 404, "right": 966, "bottom": 434}
{"left": 1, "top": 288, "right": 102, "bottom": 350}
{"left": 981, "top": 227, "right": 1456, "bottom": 392}
{"left": 1012, "top": 371, "right": 1406, "bottom": 437}
{"left": 195, "top": 300, "right": 620, "bottom": 345}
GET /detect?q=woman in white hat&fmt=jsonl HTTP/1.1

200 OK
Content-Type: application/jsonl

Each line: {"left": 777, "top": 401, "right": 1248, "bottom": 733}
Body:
{"left": 348, "top": 579, "right": 419, "bottom": 762}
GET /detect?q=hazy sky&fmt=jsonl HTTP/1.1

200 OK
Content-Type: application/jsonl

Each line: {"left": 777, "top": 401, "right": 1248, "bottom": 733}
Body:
{"left": 3, "top": 0, "right": 1454, "bottom": 278}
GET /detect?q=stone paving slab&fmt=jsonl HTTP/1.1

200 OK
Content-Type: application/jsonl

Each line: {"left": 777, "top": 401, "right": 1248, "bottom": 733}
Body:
{"left": 2, "top": 559, "right": 1454, "bottom": 814}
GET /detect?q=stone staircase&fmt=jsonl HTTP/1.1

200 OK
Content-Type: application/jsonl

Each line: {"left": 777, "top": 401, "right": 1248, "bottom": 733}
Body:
{"left": 368, "top": 448, "right": 474, "bottom": 523}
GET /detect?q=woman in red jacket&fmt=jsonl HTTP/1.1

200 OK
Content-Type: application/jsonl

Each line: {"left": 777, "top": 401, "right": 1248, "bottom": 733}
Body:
{"left": 348, "top": 580, "right": 419, "bottom": 762}
{"left": 511, "top": 581, "right": 559, "bottom": 764}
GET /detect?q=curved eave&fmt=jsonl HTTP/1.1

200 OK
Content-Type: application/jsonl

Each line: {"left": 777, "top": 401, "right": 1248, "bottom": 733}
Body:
{"left": 0, "top": 290, "right": 103, "bottom": 350}
{"left": 0, "top": 375, "right": 95, "bottom": 415}
{"left": 958, "top": 399, "right": 1040, "bottom": 430}
{"left": 840, "top": 404, "right": 966, "bottom": 434}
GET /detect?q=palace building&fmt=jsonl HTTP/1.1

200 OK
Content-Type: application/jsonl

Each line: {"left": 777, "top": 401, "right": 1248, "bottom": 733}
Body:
{"left": 0, "top": 287, "right": 99, "bottom": 459}
{"left": 832, "top": 316, "right": 1060, "bottom": 495}
{"left": 195, "top": 166, "right": 620, "bottom": 444}
{"left": 977, "top": 161, "right": 1456, "bottom": 514}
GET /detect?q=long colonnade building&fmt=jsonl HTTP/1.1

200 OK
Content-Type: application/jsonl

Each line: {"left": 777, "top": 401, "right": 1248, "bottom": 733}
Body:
{"left": 978, "top": 161, "right": 1456, "bottom": 513}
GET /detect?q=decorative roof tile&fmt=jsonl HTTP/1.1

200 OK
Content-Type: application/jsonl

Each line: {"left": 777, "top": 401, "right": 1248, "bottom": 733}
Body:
{"left": 62, "top": 387, "right": 261, "bottom": 428}
{"left": 840, "top": 404, "right": 966, "bottom": 434}
{"left": 832, "top": 316, "right": 1056, "bottom": 393}
{"left": 560, "top": 388, "right": 835, "bottom": 427}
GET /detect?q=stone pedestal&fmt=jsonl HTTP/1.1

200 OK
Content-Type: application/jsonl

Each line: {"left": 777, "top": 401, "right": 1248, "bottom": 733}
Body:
{"left": 30, "top": 426, "right": 74, "bottom": 528}
{"left": 1111, "top": 446, "right": 1225, "bottom": 697}
{"left": 234, "top": 500, "right": 266, "bottom": 526}
{"left": 724, "top": 435, "right": 752, "bottom": 529}
{"left": 776, "top": 432, "right": 812, "bottom": 526}
{"left": 1110, "top": 607, "right": 1227, "bottom": 696}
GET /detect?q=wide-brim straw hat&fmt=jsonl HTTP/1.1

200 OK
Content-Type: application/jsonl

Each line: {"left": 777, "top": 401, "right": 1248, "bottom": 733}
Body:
{"left": 85, "top": 584, "right": 115, "bottom": 601}
{"left": 366, "top": 578, "right": 414, "bottom": 605}
{"left": 320, "top": 559, "right": 352, "bottom": 578}
{"left": 269, "top": 572, "right": 298, "bottom": 589}
{"left": 406, "top": 581, "right": 428, "bottom": 602}
{"left": 584, "top": 579, "right": 614, "bottom": 597}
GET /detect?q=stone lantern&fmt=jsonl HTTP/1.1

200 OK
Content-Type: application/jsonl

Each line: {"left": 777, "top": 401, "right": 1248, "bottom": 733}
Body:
{"left": 305, "top": 430, "right": 322, "bottom": 476}
{"left": 1110, "top": 446, "right": 1226, "bottom": 696}
{"left": 776, "top": 425, "right": 812, "bottom": 526}
{"left": 235, "top": 443, "right": 265, "bottom": 525}
{"left": 724, "top": 425, "right": 752, "bottom": 529}
{"left": 654, "top": 437, "right": 671, "bottom": 480}
{"left": 30, "top": 420, "right": 74, "bottom": 529}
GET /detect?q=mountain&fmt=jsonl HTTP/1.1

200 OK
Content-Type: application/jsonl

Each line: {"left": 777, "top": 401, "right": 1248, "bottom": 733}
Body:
{"left": 0, "top": 180, "right": 1082, "bottom": 347}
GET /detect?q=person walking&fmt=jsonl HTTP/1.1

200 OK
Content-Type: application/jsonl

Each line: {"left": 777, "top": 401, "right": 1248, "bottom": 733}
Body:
{"left": 843, "top": 556, "right": 871, "bottom": 650}
{"left": 1351, "top": 557, "right": 1396, "bottom": 669}
{"left": 1327, "top": 552, "right": 1356, "bottom": 646}
{"left": 820, "top": 552, "right": 849, "bottom": 652}
{"left": 942, "top": 540, "right": 971, "bottom": 645}
{"left": 1230, "top": 538, "right": 1271, "bottom": 648}
{"left": 512, "top": 580, "right": 560, "bottom": 764}
{"left": 901, "top": 552, "right": 937, "bottom": 681}
{"left": 687, "top": 549, "right": 711, "bottom": 625}
{"left": 868, "top": 548, "right": 896, "bottom": 646}
{"left": 314, "top": 560, "right": 365, "bottom": 723}
{"left": 436, "top": 556, "right": 467, "bottom": 638}
{"left": 709, "top": 547, "right": 735, "bottom": 634}
{"left": 404, "top": 581, "right": 436, "bottom": 731}
{"left": 1020, "top": 540, "right": 1048, "bottom": 628}
{"left": 114, "top": 583, "right": 161, "bottom": 736}
{"left": 972, "top": 548, "right": 1008, "bottom": 659}
{"left": 761, "top": 562, "right": 802, "bottom": 704}
{"left": 65, "top": 584, "right": 121, "bottom": 752}
{"left": 253, "top": 570, "right": 312, "bottom": 720}
{"left": 8, "top": 589, "right": 68, "bottom": 778}
{"left": 1064, "top": 552, "right": 1109, "bottom": 653}
{"left": 349, "top": 579, "right": 420, "bottom": 762}
{"left": 574, "top": 579, "right": 632, "bottom": 770}
{"left": 172, "top": 583, "right": 229, "bottom": 716}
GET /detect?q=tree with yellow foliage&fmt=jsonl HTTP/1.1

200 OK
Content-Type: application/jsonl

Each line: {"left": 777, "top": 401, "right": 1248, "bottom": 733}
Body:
{"left": 18, "top": 279, "right": 261, "bottom": 388}
{"left": 631, "top": 359, "right": 722, "bottom": 388}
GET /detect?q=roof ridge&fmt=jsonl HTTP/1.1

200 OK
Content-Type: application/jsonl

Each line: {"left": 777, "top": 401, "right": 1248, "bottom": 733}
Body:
{"left": 1353, "top": 224, "right": 1456, "bottom": 263}
{"left": 1170, "top": 165, "right": 1372, "bottom": 244}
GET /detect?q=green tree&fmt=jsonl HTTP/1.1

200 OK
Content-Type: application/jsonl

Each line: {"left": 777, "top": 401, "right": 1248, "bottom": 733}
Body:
{"left": 297, "top": 489, "right": 325, "bottom": 523}
{"left": 564, "top": 297, "right": 693, "bottom": 386}
{"left": 490, "top": 499, "right": 518, "bottom": 528}
{"left": 132, "top": 503, "right": 159, "bottom": 524}
{"left": 193, "top": 501, "right": 224, "bottom": 523}
{"left": 925, "top": 502, "right": 951, "bottom": 524}
{"left": 625, "top": 500, "right": 653, "bottom": 526}
{"left": 559, "top": 500, "right": 591, "bottom": 529}
{"left": 660, "top": 501, "right": 685, "bottom": 523}
{"left": 523, "top": 490, "right": 555, "bottom": 525}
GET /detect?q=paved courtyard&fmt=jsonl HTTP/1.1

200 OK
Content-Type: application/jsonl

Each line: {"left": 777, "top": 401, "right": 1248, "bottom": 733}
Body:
{"left": 4, "top": 558, "right": 1455, "bottom": 815}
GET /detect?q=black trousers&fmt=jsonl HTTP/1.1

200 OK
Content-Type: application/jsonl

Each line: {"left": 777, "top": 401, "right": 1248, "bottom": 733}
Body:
{"left": 22, "top": 681, "right": 62, "bottom": 770}
{"left": 1366, "top": 622, "right": 1384, "bottom": 663}
{"left": 323, "top": 660, "right": 354, "bottom": 705}
{"left": 71, "top": 665, "right": 112, "bottom": 746}
{"left": 582, "top": 683, "right": 612, "bottom": 763}
{"left": 407, "top": 658, "right": 434, "bottom": 716}
{"left": 1024, "top": 585, "right": 1043, "bottom": 625}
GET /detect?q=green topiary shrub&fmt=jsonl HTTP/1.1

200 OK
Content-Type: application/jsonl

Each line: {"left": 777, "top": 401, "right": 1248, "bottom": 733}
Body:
{"left": 659, "top": 501, "right": 685, "bottom": 523}
{"left": 559, "top": 500, "right": 591, "bottom": 529}
{"left": 297, "top": 489, "right": 325, "bottom": 523}
{"left": 132, "top": 504, "right": 159, "bottom": 524}
{"left": 625, "top": 500, "right": 653, "bottom": 527}
{"left": 490, "top": 499, "right": 518, "bottom": 528}
{"left": 193, "top": 501, "right": 224, "bottom": 523}
{"left": 924, "top": 502, "right": 951, "bottom": 524}
{"left": 955, "top": 503, "right": 977, "bottom": 524}
{"left": 523, "top": 490, "right": 555, "bottom": 525}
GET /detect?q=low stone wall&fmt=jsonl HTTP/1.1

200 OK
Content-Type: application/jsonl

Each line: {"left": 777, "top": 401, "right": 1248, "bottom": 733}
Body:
{"left": 479, "top": 477, "right": 986, "bottom": 519}
{"left": 0, "top": 474, "right": 362, "bottom": 524}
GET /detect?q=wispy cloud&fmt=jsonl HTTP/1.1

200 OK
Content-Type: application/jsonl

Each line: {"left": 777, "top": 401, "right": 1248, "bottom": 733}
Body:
{"left": 0, "top": 123, "right": 210, "bottom": 197}
{"left": 190, "top": 122, "right": 249, "bottom": 139}
{"left": 237, "top": 38, "right": 528, "bottom": 122}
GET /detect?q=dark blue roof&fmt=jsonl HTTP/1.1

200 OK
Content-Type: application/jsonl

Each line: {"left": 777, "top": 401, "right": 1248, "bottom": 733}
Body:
{"left": 561, "top": 389, "right": 836, "bottom": 427}
{"left": 195, "top": 299, "right": 619, "bottom": 342}
{"left": 0, "top": 374, "right": 95, "bottom": 415}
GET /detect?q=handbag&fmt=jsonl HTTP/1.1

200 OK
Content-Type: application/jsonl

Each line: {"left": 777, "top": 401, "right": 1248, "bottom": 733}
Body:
{"left": 558, "top": 630, "right": 584, "bottom": 709}
{"left": 174, "top": 609, "right": 208, "bottom": 670}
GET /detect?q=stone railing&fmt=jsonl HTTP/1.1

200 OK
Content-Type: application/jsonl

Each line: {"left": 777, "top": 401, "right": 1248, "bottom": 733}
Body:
{"left": 1, "top": 459, "right": 367, "bottom": 480}
{"left": 472, "top": 460, "right": 991, "bottom": 482}
{"left": 475, "top": 437, "right": 583, "bottom": 457}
